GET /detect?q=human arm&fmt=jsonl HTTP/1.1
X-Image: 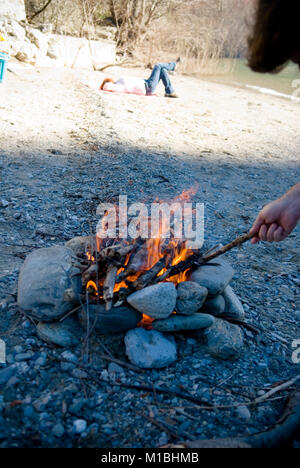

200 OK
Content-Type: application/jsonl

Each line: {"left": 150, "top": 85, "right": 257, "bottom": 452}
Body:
{"left": 250, "top": 183, "right": 300, "bottom": 243}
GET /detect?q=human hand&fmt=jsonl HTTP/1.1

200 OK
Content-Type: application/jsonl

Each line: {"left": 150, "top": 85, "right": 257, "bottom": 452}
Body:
{"left": 250, "top": 196, "right": 300, "bottom": 244}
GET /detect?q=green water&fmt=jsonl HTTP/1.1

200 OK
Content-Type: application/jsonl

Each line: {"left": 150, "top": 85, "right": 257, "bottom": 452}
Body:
{"left": 210, "top": 59, "right": 300, "bottom": 98}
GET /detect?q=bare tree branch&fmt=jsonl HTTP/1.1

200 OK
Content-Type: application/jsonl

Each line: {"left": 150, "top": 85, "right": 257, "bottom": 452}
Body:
{"left": 28, "top": 0, "right": 54, "bottom": 21}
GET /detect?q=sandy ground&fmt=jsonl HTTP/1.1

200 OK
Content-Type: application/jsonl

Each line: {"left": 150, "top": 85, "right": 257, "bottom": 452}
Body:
{"left": 0, "top": 62, "right": 299, "bottom": 284}
{"left": 0, "top": 62, "right": 299, "bottom": 447}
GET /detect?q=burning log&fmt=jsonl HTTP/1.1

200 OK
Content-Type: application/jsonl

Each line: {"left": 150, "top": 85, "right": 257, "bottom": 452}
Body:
{"left": 132, "top": 256, "right": 169, "bottom": 290}
{"left": 82, "top": 231, "right": 255, "bottom": 307}
{"left": 103, "top": 265, "right": 118, "bottom": 311}
{"left": 81, "top": 264, "right": 99, "bottom": 286}
{"left": 99, "top": 242, "right": 136, "bottom": 261}
{"left": 116, "top": 241, "right": 149, "bottom": 281}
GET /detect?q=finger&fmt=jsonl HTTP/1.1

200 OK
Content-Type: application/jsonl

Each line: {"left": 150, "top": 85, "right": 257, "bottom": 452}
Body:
{"left": 273, "top": 226, "right": 286, "bottom": 242}
{"left": 251, "top": 236, "right": 260, "bottom": 244}
{"left": 267, "top": 223, "right": 278, "bottom": 243}
{"left": 258, "top": 224, "right": 268, "bottom": 241}
{"left": 250, "top": 213, "right": 265, "bottom": 234}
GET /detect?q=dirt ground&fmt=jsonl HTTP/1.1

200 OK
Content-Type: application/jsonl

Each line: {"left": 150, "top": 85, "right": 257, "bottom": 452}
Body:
{"left": 0, "top": 62, "right": 299, "bottom": 447}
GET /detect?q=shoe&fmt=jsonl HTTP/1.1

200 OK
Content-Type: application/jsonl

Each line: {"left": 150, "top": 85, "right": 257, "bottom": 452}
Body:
{"left": 176, "top": 57, "right": 181, "bottom": 64}
{"left": 165, "top": 93, "right": 179, "bottom": 98}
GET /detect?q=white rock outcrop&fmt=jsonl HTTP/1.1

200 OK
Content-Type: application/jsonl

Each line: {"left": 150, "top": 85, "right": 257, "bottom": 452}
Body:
{"left": 0, "top": 0, "right": 26, "bottom": 22}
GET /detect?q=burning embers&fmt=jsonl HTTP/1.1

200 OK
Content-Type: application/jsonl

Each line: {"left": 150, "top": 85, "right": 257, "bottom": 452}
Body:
{"left": 80, "top": 236, "right": 194, "bottom": 314}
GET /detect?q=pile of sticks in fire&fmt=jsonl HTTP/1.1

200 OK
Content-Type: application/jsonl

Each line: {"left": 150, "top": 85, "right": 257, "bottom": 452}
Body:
{"left": 74, "top": 232, "right": 253, "bottom": 312}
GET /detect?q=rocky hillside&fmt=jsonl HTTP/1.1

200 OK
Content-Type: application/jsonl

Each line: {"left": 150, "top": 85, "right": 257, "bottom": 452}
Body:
{"left": 0, "top": 1, "right": 116, "bottom": 69}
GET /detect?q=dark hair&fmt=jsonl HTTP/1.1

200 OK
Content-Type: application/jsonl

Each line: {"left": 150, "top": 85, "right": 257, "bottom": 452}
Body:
{"left": 248, "top": 0, "right": 300, "bottom": 73}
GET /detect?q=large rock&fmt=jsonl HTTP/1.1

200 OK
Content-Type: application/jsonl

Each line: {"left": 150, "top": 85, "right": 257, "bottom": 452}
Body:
{"left": 202, "top": 295, "right": 226, "bottom": 316}
{"left": 18, "top": 246, "right": 82, "bottom": 322}
{"left": 175, "top": 282, "right": 208, "bottom": 315}
{"left": 47, "top": 34, "right": 116, "bottom": 69}
{"left": 124, "top": 328, "right": 176, "bottom": 369}
{"left": 2, "top": 19, "right": 26, "bottom": 42}
{"left": 26, "top": 27, "right": 49, "bottom": 56}
{"left": 0, "top": 366, "right": 15, "bottom": 388}
{"left": 190, "top": 258, "right": 234, "bottom": 296}
{"left": 78, "top": 304, "right": 141, "bottom": 335}
{"left": 127, "top": 283, "right": 177, "bottom": 319}
{"left": 222, "top": 286, "right": 245, "bottom": 320}
{"left": 15, "top": 41, "right": 39, "bottom": 64}
{"left": 152, "top": 313, "right": 214, "bottom": 332}
{"left": 37, "top": 317, "right": 82, "bottom": 348}
{"left": 193, "top": 318, "right": 244, "bottom": 360}
{"left": 0, "top": 0, "right": 26, "bottom": 21}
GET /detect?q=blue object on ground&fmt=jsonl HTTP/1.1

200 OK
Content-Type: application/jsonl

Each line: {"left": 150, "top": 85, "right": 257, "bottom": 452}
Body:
{"left": 0, "top": 52, "right": 9, "bottom": 83}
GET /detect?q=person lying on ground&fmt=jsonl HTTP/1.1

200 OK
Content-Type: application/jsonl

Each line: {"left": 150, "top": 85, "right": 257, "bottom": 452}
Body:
{"left": 248, "top": 0, "right": 300, "bottom": 243}
{"left": 100, "top": 59, "right": 181, "bottom": 98}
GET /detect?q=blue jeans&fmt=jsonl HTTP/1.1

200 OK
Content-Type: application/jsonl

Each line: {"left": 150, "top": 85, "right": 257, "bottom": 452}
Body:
{"left": 145, "top": 62, "right": 176, "bottom": 95}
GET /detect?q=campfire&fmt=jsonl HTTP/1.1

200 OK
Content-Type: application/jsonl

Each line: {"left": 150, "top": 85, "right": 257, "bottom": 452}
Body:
{"left": 17, "top": 194, "right": 252, "bottom": 368}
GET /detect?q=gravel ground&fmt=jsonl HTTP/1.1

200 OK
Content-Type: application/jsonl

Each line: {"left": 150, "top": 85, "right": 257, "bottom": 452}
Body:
{"left": 0, "top": 64, "right": 299, "bottom": 448}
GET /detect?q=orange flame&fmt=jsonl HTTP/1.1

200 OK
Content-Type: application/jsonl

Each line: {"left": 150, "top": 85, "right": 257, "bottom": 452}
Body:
{"left": 85, "top": 189, "right": 197, "bottom": 322}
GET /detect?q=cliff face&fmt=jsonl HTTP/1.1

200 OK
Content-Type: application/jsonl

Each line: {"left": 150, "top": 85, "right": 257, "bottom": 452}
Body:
{"left": 0, "top": 0, "right": 26, "bottom": 22}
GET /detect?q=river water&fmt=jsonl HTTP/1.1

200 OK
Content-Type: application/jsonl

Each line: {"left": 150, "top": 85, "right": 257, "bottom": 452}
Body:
{"left": 208, "top": 59, "right": 300, "bottom": 101}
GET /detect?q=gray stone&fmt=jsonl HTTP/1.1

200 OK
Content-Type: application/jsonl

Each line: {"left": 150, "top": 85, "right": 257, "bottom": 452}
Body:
{"left": 78, "top": 304, "right": 141, "bottom": 335}
{"left": 69, "top": 398, "right": 85, "bottom": 415}
{"left": 202, "top": 295, "right": 226, "bottom": 316}
{"left": 0, "top": 199, "right": 9, "bottom": 208}
{"left": 52, "top": 423, "right": 65, "bottom": 438}
{"left": 152, "top": 313, "right": 214, "bottom": 332}
{"left": 237, "top": 406, "right": 251, "bottom": 421}
{"left": 175, "top": 282, "right": 208, "bottom": 315}
{"left": 32, "top": 394, "right": 51, "bottom": 412}
{"left": 15, "top": 351, "right": 34, "bottom": 362}
{"left": 72, "top": 368, "right": 88, "bottom": 379}
{"left": 18, "top": 246, "right": 82, "bottom": 322}
{"left": 0, "top": 366, "right": 15, "bottom": 387}
{"left": 73, "top": 419, "right": 87, "bottom": 434}
{"left": 108, "top": 363, "right": 125, "bottom": 375}
{"left": 193, "top": 318, "right": 244, "bottom": 360}
{"left": 61, "top": 361, "right": 76, "bottom": 372}
{"left": 222, "top": 286, "right": 245, "bottom": 320}
{"left": 34, "top": 352, "right": 47, "bottom": 367}
{"left": 14, "top": 361, "right": 29, "bottom": 374}
{"left": 127, "top": 283, "right": 177, "bottom": 319}
{"left": 190, "top": 258, "right": 234, "bottom": 296}
{"left": 61, "top": 350, "right": 78, "bottom": 363}
{"left": 124, "top": 328, "right": 177, "bottom": 369}
{"left": 37, "top": 317, "right": 82, "bottom": 348}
